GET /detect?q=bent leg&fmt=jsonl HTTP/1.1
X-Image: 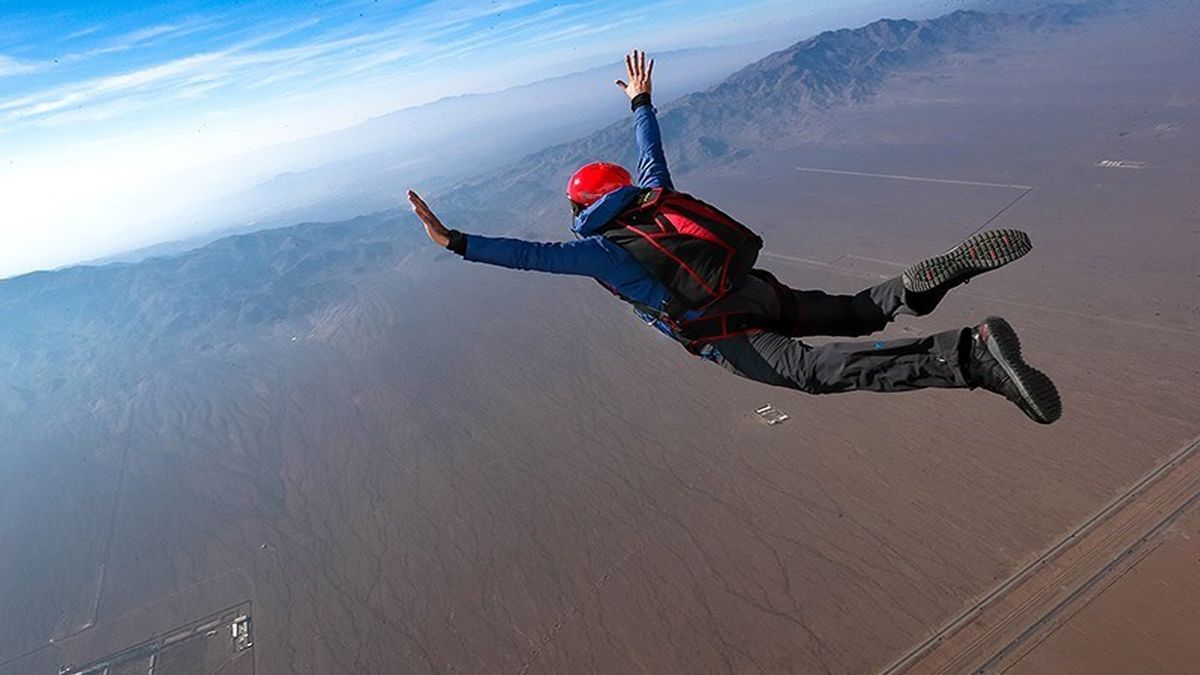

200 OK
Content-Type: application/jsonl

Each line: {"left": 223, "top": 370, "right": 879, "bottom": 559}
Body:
{"left": 767, "top": 275, "right": 910, "bottom": 338}
{"left": 704, "top": 328, "right": 969, "bottom": 394}
{"left": 791, "top": 276, "right": 906, "bottom": 337}
{"left": 773, "top": 275, "right": 953, "bottom": 338}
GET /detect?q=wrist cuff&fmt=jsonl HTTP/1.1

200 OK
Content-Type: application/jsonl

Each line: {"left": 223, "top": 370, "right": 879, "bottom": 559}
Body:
{"left": 447, "top": 230, "right": 467, "bottom": 256}
{"left": 630, "top": 92, "right": 652, "bottom": 111}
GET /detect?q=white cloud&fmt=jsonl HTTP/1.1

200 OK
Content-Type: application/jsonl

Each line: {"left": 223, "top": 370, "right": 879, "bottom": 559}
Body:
{"left": 2, "top": 51, "right": 229, "bottom": 121}
{"left": 0, "top": 0, "right": 620, "bottom": 131}
{"left": 0, "top": 54, "right": 44, "bottom": 78}
{"left": 61, "top": 25, "right": 104, "bottom": 42}
{"left": 63, "top": 18, "right": 223, "bottom": 61}
{"left": 119, "top": 23, "right": 186, "bottom": 44}
{"left": 35, "top": 97, "right": 152, "bottom": 127}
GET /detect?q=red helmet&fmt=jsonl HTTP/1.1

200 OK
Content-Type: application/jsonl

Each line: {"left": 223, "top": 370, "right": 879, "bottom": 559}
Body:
{"left": 567, "top": 162, "right": 632, "bottom": 208}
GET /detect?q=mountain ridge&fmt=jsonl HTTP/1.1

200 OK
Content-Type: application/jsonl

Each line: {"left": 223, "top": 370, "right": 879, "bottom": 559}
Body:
{"left": 441, "top": 5, "right": 1102, "bottom": 218}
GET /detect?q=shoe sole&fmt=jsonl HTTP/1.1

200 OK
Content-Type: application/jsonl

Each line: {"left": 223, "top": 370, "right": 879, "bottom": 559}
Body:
{"left": 903, "top": 229, "right": 1033, "bottom": 293}
{"left": 980, "top": 317, "right": 1062, "bottom": 424}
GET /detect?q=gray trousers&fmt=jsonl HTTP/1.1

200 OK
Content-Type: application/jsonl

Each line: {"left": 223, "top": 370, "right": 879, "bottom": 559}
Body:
{"left": 701, "top": 276, "right": 970, "bottom": 394}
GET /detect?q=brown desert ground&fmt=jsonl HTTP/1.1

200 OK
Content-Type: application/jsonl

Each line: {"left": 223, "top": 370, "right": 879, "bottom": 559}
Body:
{"left": 1006, "top": 502, "right": 1200, "bottom": 674}
{"left": 2, "top": 3, "right": 1199, "bottom": 674}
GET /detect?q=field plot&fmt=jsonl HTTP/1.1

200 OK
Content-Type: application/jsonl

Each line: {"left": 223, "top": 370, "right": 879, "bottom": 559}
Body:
{"left": 58, "top": 604, "right": 252, "bottom": 675}
{"left": 0, "top": 573, "right": 253, "bottom": 675}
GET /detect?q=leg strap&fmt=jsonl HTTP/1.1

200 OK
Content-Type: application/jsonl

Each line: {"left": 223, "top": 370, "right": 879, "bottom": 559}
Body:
{"left": 675, "top": 312, "right": 774, "bottom": 352}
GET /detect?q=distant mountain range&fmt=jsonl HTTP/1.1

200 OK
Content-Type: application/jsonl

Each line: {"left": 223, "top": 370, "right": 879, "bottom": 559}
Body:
{"left": 443, "top": 4, "right": 1105, "bottom": 218}
{"left": 100, "top": 44, "right": 771, "bottom": 262}
{"left": 0, "top": 3, "right": 1102, "bottom": 393}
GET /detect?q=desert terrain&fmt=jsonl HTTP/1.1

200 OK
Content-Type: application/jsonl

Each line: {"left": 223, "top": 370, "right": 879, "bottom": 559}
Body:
{"left": 1, "top": 2, "right": 1198, "bottom": 674}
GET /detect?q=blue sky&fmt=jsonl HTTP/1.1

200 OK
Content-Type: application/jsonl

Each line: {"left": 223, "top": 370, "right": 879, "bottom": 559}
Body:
{"left": 1, "top": 1, "right": 811, "bottom": 152}
{"left": 0, "top": 0, "right": 950, "bottom": 278}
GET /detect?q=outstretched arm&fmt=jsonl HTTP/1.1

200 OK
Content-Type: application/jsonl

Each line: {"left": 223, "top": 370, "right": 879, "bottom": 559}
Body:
{"left": 615, "top": 49, "right": 673, "bottom": 190}
{"left": 407, "top": 190, "right": 623, "bottom": 276}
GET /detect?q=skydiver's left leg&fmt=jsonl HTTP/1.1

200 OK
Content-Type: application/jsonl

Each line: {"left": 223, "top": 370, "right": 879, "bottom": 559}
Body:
{"left": 765, "top": 229, "right": 1033, "bottom": 338}
{"left": 762, "top": 274, "right": 927, "bottom": 338}
{"left": 787, "top": 277, "right": 909, "bottom": 338}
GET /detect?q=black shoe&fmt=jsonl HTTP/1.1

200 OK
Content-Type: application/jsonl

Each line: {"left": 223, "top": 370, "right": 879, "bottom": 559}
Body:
{"left": 903, "top": 229, "right": 1032, "bottom": 294}
{"left": 966, "top": 317, "right": 1062, "bottom": 424}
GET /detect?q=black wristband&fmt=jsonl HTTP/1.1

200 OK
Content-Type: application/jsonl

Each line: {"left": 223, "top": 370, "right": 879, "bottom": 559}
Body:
{"left": 446, "top": 230, "right": 467, "bottom": 256}
{"left": 630, "top": 92, "right": 652, "bottom": 111}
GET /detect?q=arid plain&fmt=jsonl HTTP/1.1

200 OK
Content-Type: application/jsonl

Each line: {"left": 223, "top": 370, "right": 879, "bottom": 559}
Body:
{"left": 2, "top": 3, "right": 1198, "bottom": 674}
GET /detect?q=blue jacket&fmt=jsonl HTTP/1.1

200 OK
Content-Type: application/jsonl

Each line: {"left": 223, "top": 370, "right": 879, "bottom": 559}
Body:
{"left": 461, "top": 97, "right": 679, "bottom": 319}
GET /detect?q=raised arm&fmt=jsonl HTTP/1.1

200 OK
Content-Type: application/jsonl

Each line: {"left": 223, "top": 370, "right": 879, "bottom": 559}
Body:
{"left": 616, "top": 49, "right": 673, "bottom": 190}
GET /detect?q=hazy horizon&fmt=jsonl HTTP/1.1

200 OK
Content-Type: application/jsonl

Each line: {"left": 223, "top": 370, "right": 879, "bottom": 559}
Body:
{"left": 2, "top": 0, "right": 984, "bottom": 281}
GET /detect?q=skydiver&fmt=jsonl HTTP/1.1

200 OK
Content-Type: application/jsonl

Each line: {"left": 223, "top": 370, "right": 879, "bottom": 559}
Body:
{"left": 407, "top": 49, "right": 1061, "bottom": 424}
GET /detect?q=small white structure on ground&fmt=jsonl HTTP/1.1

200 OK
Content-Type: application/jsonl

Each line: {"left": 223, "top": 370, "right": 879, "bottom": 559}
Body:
{"left": 754, "top": 404, "right": 790, "bottom": 426}
{"left": 1096, "top": 159, "right": 1147, "bottom": 169}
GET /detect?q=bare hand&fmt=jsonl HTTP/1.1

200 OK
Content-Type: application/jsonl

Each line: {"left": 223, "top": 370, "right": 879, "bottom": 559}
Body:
{"left": 615, "top": 49, "right": 653, "bottom": 100}
{"left": 407, "top": 190, "right": 450, "bottom": 248}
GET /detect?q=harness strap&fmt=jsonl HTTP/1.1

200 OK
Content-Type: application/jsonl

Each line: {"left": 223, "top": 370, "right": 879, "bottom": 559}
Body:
{"left": 674, "top": 311, "right": 774, "bottom": 352}
{"left": 601, "top": 267, "right": 795, "bottom": 354}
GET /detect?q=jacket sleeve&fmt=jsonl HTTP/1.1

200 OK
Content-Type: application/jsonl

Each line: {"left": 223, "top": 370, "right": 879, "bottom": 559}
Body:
{"left": 631, "top": 94, "right": 674, "bottom": 190}
{"left": 461, "top": 233, "right": 624, "bottom": 278}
